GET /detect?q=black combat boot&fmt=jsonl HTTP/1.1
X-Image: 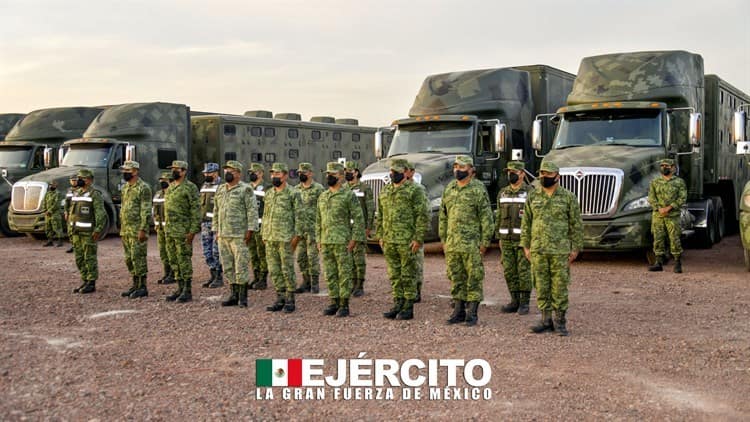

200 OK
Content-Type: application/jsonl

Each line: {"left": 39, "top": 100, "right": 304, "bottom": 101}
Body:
{"left": 221, "top": 284, "right": 239, "bottom": 306}
{"left": 177, "top": 279, "right": 193, "bottom": 303}
{"left": 396, "top": 300, "right": 414, "bottom": 320}
{"left": 555, "top": 311, "right": 569, "bottom": 336}
{"left": 121, "top": 275, "right": 138, "bottom": 297}
{"left": 266, "top": 294, "right": 285, "bottom": 312}
{"left": 129, "top": 275, "right": 148, "bottom": 298}
{"left": 323, "top": 298, "right": 339, "bottom": 316}
{"left": 251, "top": 272, "right": 268, "bottom": 290}
{"left": 238, "top": 284, "right": 248, "bottom": 308}
{"left": 500, "top": 291, "right": 519, "bottom": 313}
{"left": 283, "top": 292, "right": 296, "bottom": 313}
{"left": 202, "top": 269, "right": 216, "bottom": 288}
{"left": 531, "top": 310, "right": 555, "bottom": 333}
{"left": 352, "top": 279, "right": 364, "bottom": 297}
{"left": 79, "top": 280, "right": 96, "bottom": 294}
{"left": 464, "top": 301, "right": 479, "bottom": 326}
{"left": 447, "top": 300, "right": 466, "bottom": 324}
{"left": 517, "top": 291, "right": 530, "bottom": 315}
{"left": 208, "top": 269, "right": 223, "bottom": 288}
{"left": 383, "top": 298, "right": 404, "bottom": 319}
{"left": 294, "top": 274, "right": 311, "bottom": 294}
{"left": 648, "top": 256, "right": 664, "bottom": 272}
{"left": 66, "top": 244, "right": 74, "bottom": 253}
{"left": 673, "top": 256, "right": 683, "bottom": 274}
{"left": 415, "top": 283, "right": 422, "bottom": 303}
{"left": 336, "top": 298, "right": 350, "bottom": 317}
{"left": 43, "top": 239, "right": 53, "bottom": 247}
{"left": 166, "top": 280, "right": 183, "bottom": 302}
{"left": 73, "top": 280, "right": 87, "bottom": 293}
{"left": 310, "top": 275, "right": 320, "bottom": 294}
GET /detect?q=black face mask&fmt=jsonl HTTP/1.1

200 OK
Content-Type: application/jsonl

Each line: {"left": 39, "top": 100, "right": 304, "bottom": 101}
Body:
{"left": 76, "top": 179, "right": 85, "bottom": 187}
{"left": 541, "top": 176, "right": 557, "bottom": 188}
{"left": 224, "top": 172, "right": 235, "bottom": 183}
{"left": 204, "top": 176, "right": 214, "bottom": 183}
{"left": 391, "top": 172, "right": 405, "bottom": 184}
{"left": 249, "top": 173, "right": 259, "bottom": 182}
{"left": 508, "top": 172, "right": 520, "bottom": 184}
{"left": 326, "top": 174, "right": 339, "bottom": 187}
{"left": 455, "top": 170, "right": 469, "bottom": 181}
{"left": 271, "top": 177, "right": 282, "bottom": 187}
{"left": 660, "top": 167, "right": 671, "bottom": 175}
{"left": 345, "top": 173, "right": 355, "bottom": 182}
{"left": 160, "top": 181, "right": 170, "bottom": 190}
{"left": 49, "top": 186, "right": 56, "bottom": 191}
{"left": 299, "top": 173, "right": 309, "bottom": 183}
{"left": 172, "top": 170, "right": 182, "bottom": 180}
{"left": 123, "top": 172, "right": 133, "bottom": 182}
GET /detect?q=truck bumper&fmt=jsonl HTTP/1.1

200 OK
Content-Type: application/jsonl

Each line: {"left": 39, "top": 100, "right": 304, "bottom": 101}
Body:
{"left": 582, "top": 212, "right": 651, "bottom": 250}
{"left": 8, "top": 211, "right": 46, "bottom": 234}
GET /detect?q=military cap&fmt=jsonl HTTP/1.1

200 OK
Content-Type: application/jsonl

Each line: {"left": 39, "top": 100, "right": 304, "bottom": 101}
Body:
{"left": 298, "top": 162, "right": 313, "bottom": 172}
{"left": 158, "top": 171, "right": 172, "bottom": 180}
{"left": 504, "top": 161, "right": 525, "bottom": 171}
{"left": 454, "top": 155, "right": 474, "bottom": 167}
{"left": 405, "top": 161, "right": 416, "bottom": 170}
{"left": 203, "top": 162, "right": 219, "bottom": 173}
{"left": 169, "top": 160, "right": 188, "bottom": 169}
{"left": 223, "top": 160, "right": 244, "bottom": 173}
{"left": 539, "top": 161, "right": 559, "bottom": 173}
{"left": 249, "top": 163, "right": 265, "bottom": 173}
{"left": 49, "top": 180, "right": 58, "bottom": 187}
{"left": 390, "top": 159, "right": 408, "bottom": 172}
{"left": 326, "top": 162, "right": 345, "bottom": 173}
{"left": 345, "top": 161, "right": 359, "bottom": 170}
{"left": 77, "top": 169, "right": 94, "bottom": 178}
{"left": 271, "top": 162, "right": 289, "bottom": 173}
{"left": 69, "top": 174, "right": 77, "bottom": 180}
{"left": 659, "top": 158, "right": 675, "bottom": 166}
{"left": 120, "top": 160, "right": 139, "bottom": 170}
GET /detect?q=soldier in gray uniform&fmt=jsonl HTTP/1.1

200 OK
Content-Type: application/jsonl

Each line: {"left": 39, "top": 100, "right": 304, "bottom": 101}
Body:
{"left": 200, "top": 162, "right": 223, "bottom": 288}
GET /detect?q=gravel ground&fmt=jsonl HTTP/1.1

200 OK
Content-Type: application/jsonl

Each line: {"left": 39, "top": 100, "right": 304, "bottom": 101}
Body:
{"left": 0, "top": 234, "right": 748, "bottom": 421}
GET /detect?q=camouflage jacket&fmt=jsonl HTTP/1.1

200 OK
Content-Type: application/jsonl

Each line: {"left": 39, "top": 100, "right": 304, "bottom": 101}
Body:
{"left": 43, "top": 190, "right": 62, "bottom": 215}
{"left": 316, "top": 186, "right": 366, "bottom": 244}
{"left": 261, "top": 184, "right": 303, "bottom": 242}
{"left": 439, "top": 178, "right": 494, "bottom": 251}
{"left": 520, "top": 186, "right": 583, "bottom": 255}
{"left": 120, "top": 178, "right": 152, "bottom": 235}
{"left": 69, "top": 186, "right": 106, "bottom": 234}
{"left": 648, "top": 176, "right": 687, "bottom": 218}
{"left": 152, "top": 188, "right": 167, "bottom": 231}
{"left": 495, "top": 183, "right": 532, "bottom": 244}
{"left": 200, "top": 179, "right": 220, "bottom": 222}
{"left": 164, "top": 180, "right": 201, "bottom": 236}
{"left": 296, "top": 181, "right": 325, "bottom": 235}
{"left": 376, "top": 182, "right": 429, "bottom": 244}
{"left": 348, "top": 181, "right": 375, "bottom": 230}
{"left": 213, "top": 182, "right": 259, "bottom": 238}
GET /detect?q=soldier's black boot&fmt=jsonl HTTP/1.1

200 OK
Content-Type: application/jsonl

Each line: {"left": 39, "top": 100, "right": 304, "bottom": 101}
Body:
{"left": 252, "top": 272, "right": 268, "bottom": 290}
{"left": 248, "top": 270, "right": 260, "bottom": 289}
{"left": 238, "top": 284, "right": 248, "bottom": 308}
{"left": 415, "top": 283, "right": 422, "bottom": 303}
{"left": 555, "top": 310, "right": 569, "bottom": 337}
{"left": 202, "top": 269, "right": 216, "bottom": 288}
{"left": 283, "top": 292, "right": 296, "bottom": 313}
{"left": 66, "top": 244, "right": 74, "bottom": 253}
{"left": 121, "top": 275, "right": 138, "bottom": 297}
{"left": 673, "top": 256, "right": 683, "bottom": 274}
{"left": 352, "top": 279, "right": 364, "bottom": 297}
{"left": 517, "top": 291, "right": 530, "bottom": 315}
{"left": 464, "top": 301, "right": 479, "bottom": 326}
{"left": 447, "top": 300, "right": 466, "bottom": 324}
{"left": 294, "top": 274, "right": 311, "bottom": 294}
{"left": 129, "top": 275, "right": 148, "bottom": 298}
{"left": 531, "top": 310, "right": 555, "bottom": 333}
{"left": 648, "top": 256, "right": 664, "bottom": 272}
{"left": 266, "top": 293, "right": 285, "bottom": 312}
{"left": 221, "top": 284, "right": 239, "bottom": 306}
{"left": 383, "top": 298, "right": 404, "bottom": 319}
{"left": 79, "top": 280, "right": 96, "bottom": 294}
{"left": 310, "top": 275, "right": 320, "bottom": 294}
{"left": 73, "top": 280, "right": 87, "bottom": 293}
{"left": 43, "top": 239, "right": 53, "bottom": 247}
{"left": 500, "top": 291, "right": 519, "bottom": 313}
{"left": 208, "top": 269, "right": 224, "bottom": 288}
{"left": 396, "top": 300, "right": 414, "bottom": 320}
{"left": 177, "top": 279, "right": 193, "bottom": 303}
{"left": 336, "top": 298, "right": 350, "bottom": 317}
{"left": 323, "top": 298, "right": 339, "bottom": 316}
{"left": 162, "top": 267, "right": 176, "bottom": 284}
{"left": 166, "top": 280, "right": 183, "bottom": 302}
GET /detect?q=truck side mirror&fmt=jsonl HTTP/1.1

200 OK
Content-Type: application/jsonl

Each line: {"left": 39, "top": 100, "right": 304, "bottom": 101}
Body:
{"left": 532, "top": 119, "right": 543, "bottom": 151}
{"left": 125, "top": 144, "right": 136, "bottom": 162}
{"left": 43, "top": 147, "right": 53, "bottom": 169}
{"left": 374, "top": 130, "right": 384, "bottom": 160}
{"left": 689, "top": 112, "right": 702, "bottom": 147}
{"left": 733, "top": 111, "right": 746, "bottom": 144}
{"left": 494, "top": 123, "right": 506, "bottom": 153}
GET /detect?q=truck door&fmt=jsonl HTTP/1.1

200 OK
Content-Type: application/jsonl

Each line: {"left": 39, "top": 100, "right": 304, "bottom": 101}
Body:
{"left": 475, "top": 122, "right": 501, "bottom": 203}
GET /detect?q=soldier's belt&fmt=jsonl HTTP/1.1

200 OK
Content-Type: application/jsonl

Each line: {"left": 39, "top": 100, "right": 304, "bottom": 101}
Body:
{"left": 498, "top": 228, "right": 522, "bottom": 234}
{"left": 499, "top": 198, "right": 526, "bottom": 204}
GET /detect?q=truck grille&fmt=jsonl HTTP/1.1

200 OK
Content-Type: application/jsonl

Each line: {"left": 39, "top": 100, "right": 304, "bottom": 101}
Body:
{"left": 361, "top": 173, "right": 389, "bottom": 212}
{"left": 11, "top": 182, "right": 47, "bottom": 213}
{"left": 559, "top": 168, "right": 623, "bottom": 218}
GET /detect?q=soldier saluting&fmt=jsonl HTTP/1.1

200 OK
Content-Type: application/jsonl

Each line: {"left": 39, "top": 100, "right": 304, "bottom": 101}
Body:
{"left": 68, "top": 169, "right": 106, "bottom": 294}
{"left": 647, "top": 158, "right": 687, "bottom": 273}
{"left": 118, "top": 161, "right": 152, "bottom": 299}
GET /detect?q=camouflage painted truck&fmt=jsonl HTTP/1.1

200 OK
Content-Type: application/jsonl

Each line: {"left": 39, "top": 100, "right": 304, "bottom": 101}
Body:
{"left": 731, "top": 104, "right": 750, "bottom": 271}
{"left": 531, "top": 50, "right": 750, "bottom": 261}
{"left": 0, "top": 113, "right": 25, "bottom": 141}
{"left": 361, "top": 65, "right": 575, "bottom": 242}
{"left": 1, "top": 107, "right": 103, "bottom": 236}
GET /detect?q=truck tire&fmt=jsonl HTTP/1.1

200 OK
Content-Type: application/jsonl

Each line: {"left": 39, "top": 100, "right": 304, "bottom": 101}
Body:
{"left": 695, "top": 200, "right": 716, "bottom": 249}
{"left": 0, "top": 204, "right": 21, "bottom": 237}
{"left": 711, "top": 196, "right": 725, "bottom": 241}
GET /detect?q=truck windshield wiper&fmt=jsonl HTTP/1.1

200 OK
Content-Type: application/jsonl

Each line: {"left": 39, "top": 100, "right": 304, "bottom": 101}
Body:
{"left": 387, "top": 153, "right": 409, "bottom": 158}
{"left": 555, "top": 145, "right": 584, "bottom": 150}
{"left": 417, "top": 150, "right": 443, "bottom": 153}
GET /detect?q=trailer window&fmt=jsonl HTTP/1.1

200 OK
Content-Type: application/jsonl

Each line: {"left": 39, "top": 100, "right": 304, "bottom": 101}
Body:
{"left": 352, "top": 151, "right": 360, "bottom": 160}
{"left": 352, "top": 133, "right": 360, "bottom": 142}
{"left": 265, "top": 153, "right": 276, "bottom": 163}
{"left": 288, "top": 128, "right": 299, "bottom": 139}
{"left": 224, "top": 125, "right": 237, "bottom": 136}
{"left": 251, "top": 153, "right": 262, "bottom": 162}
{"left": 288, "top": 149, "right": 298, "bottom": 159}
{"left": 332, "top": 150, "right": 342, "bottom": 159}
{"left": 157, "top": 149, "right": 177, "bottom": 170}
{"left": 311, "top": 130, "right": 321, "bottom": 140}
{"left": 264, "top": 127, "right": 276, "bottom": 137}
{"left": 225, "top": 152, "right": 237, "bottom": 161}
{"left": 250, "top": 127, "right": 262, "bottom": 137}
{"left": 333, "top": 132, "right": 341, "bottom": 141}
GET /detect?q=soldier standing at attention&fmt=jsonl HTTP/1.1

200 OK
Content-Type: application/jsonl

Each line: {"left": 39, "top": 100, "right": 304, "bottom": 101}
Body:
{"left": 294, "top": 162, "right": 325, "bottom": 294}
{"left": 440, "top": 155, "right": 493, "bottom": 327}
{"left": 404, "top": 161, "right": 427, "bottom": 303}
{"left": 648, "top": 158, "right": 687, "bottom": 273}
{"left": 153, "top": 171, "right": 175, "bottom": 284}
{"left": 377, "top": 159, "right": 428, "bottom": 320}
{"left": 43, "top": 181, "right": 64, "bottom": 247}
{"left": 496, "top": 161, "right": 533, "bottom": 315}
{"left": 248, "top": 163, "right": 269, "bottom": 290}
{"left": 214, "top": 161, "right": 258, "bottom": 308}
{"left": 520, "top": 161, "right": 583, "bottom": 336}
{"left": 164, "top": 160, "right": 201, "bottom": 303}
{"left": 263, "top": 163, "right": 303, "bottom": 313}
{"left": 118, "top": 161, "right": 152, "bottom": 299}
{"left": 64, "top": 175, "right": 78, "bottom": 253}
{"left": 317, "top": 162, "right": 365, "bottom": 317}
{"left": 199, "top": 162, "right": 223, "bottom": 288}
{"left": 68, "top": 169, "right": 106, "bottom": 294}
{"left": 345, "top": 161, "right": 374, "bottom": 297}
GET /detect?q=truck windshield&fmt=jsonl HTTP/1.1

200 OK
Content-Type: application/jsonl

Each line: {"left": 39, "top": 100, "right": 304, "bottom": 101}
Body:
{"left": 61, "top": 144, "right": 112, "bottom": 168}
{"left": 0, "top": 146, "right": 32, "bottom": 168}
{"left": 554, "top": 109, "right": 662, "bottom": 149}
{"left": 388, "top": 122, "right": 473, "bottom": 156}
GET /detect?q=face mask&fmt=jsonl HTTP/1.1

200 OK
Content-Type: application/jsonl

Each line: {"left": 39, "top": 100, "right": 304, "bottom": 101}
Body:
{"left": 172, "top": 170, "right": 182, "bottom": 180}
{"left": 76, "top": 178, "right": 85, "bottom": 187}
{"left": 224, "top": 172, "right": 235, "bottom": 183}
{"left": 660, "top": 167, "right": 671, "bottom": 175}
{"left": 391, "top": 172, "right": 405, "bottom": 184}
{"left": 204, "top": 175, "right": 214, "bottom": 183}
{"left": 299, "top": 173, "right": 309, "bottom": 183}
{"left": 249, "top": 173, "right": 259, "bottom": 182}
{"left": 326, "top": 174, "right": 339, "bottom": 187}
{"left": 541, "top": 176, "right": 557, "bottom": 188}
{"left": 345, "top": 173, "right": 355, "bottom": 182}
{"left": 508, "top": 172, "right": 520, "bottom": 184}
{"left": 455, "top": 170, "right": 469, "bottom": 181}
{"left": 123, "top": 172, "right": 133, "bottom": 182}
{"left": 271, "top": 177, "right": 282, "bottom": 187}
{"left": 49, "top": 186, "right": 56, "bottom": 191}
{"left": 160, "top": 181, "right": 169, "bottom": 190}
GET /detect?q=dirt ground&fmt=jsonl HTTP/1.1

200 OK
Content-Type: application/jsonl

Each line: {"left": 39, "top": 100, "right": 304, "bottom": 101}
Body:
{"left": 0, "top": 233, "right": 748, "bottom": 421}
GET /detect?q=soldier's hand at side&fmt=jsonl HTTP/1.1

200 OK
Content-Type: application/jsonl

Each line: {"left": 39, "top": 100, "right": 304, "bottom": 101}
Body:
{"left": 366, "top": 228, "right": 372, "bottom": 238}
{"left": 137, "top": 230, "right": 147, "bottom": 242}
{"left": 346, "top": 240, "right": 356, "bottom": 252}
{"left": 92, "top": 232, "right": 100, "bottom": 241}
{"left": 186, "top": 233, "right": 195, "bottom": 244}
{"left": 379, "top": 239, "right": 384, "bottom": 250}
{"left": 568, "top": 251, "right": 579, "bottom": 264}
{"left": 410, "top": 240, "right": 421, "bottom": 253}
{"left": 244, "top": 230, "right": 253, "bottom": 244}
{"left": 291, "top": 235, "right": 300, "bottom": 252}
{"left": 523, "top": 247, "right": 531, "bottom": 261}
{"left": 479, "top": 246, "right": 487, "bottom": 255}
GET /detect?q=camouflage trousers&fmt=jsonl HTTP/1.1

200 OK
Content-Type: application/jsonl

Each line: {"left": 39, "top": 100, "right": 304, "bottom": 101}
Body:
{"left": 166, "top": 234, "right": 193, "bottom": 281}
{"left": 415, "top": 244, "right": 424, "bottom": 291}
{"left": 652, "top": 215, "right": 682, "bottom": 258}
{"left": 249, "top": 229, "right": 267, "bottom": 273}
{"left": 530, "top": 253, "right": 569, "bottom": 312}
{"left": 741, "top": 211, "right": 750, "bottom": 250}
{"left": 122, "top": 234, "right": 148, "bottom": 276}
{"left": 445, "top": 248, "right": 484, "bottom": 302}
{"left": 500, "top": 241, "right": 531, "bottom": 293}
{"left": 321, "top": 243, "right": 353, "bottom": 299}
{"left": 201, "top": 221, "right": 221, "bottom": 271}
{"left": 352, "top": 241, "right": 366, "bottom": 280}
{"left": 156, "top": 228, "right": 170, "bottom": 269}
{"left": 45, "top": 214, "right": 64, "bottom": 240}
{"left": 296, "top": 232, "right": 320, "bottom": 278}
{"left": 383, "top": 242, "right": 418, "bottom": 301}
{"left": 218, "top": 236, "right": 250, "bottom": 286}
{"left": 71, "top": 233, "right": 98, "bottom": 281}
{"left": 265, "top": 240, "right": 296, "bottom": 294}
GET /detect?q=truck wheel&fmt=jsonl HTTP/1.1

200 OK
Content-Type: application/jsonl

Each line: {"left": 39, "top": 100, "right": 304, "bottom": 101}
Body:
{"left": 711, "top": 196, "right": 725, "bottom": 241}
{"left": 695, "top": 200, "right": 716, "bottom": 249}
{"left": 0, "top": 205, "right": 21, "bottom": 237}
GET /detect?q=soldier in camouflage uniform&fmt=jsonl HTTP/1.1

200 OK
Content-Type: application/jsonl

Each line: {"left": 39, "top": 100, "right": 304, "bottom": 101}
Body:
{"left": 317, "top": 162, "right": 366, "bottom": 317}
{"left": 214, "top": 160, "right": 258, "bottom": 308}
{"left": 377, "top": 159, "right": 429, "bottom": 320}
{"left": 43, "top": 181, "right": 64, "bottom": 247}
{"left": 248, "top": 163, "right": 269, "bottom": 289}
{"left": 199, "top": 162, "right": 223, "bottom": 288}
{"left": 263, "top": 163, "right": 303, "bottom": 313}
{"left": 345, "top": 161, "right": 374, "bottom": 297}
{"left": 68, "top": 169, "right": 106, "bottom": 294}
{"left": 404, "top": 161, "right": 427, "bottom": 303}
{"left": 153, "top": 171, "right": 175, "bottom": 284}
{"left": 496, "top": 161, "right": 533, "bottom": 315}
{"left": 294, "top": 162, "right": 325, "bottom": 294}
{"left": 164, "top": 160, "right": 201, "bottom": 303}
{"left": 118, "top": 161, "right": 152, "bottom": 299}
{"left": 648, "top": 158, "right": 687, "bottom": 273}
{"left": 521, "top": 161, "right": 583, "bottom": 336}
{"left": 64, "top": 176, "right": 77, "bottom": 253}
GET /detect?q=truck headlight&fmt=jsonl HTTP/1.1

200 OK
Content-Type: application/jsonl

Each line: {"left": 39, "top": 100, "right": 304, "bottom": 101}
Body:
{"left": 430, "top": 197, "right": 442, "bottom": 210}
{"left": 623, "top": 196, "right": 651, "bottom": 212}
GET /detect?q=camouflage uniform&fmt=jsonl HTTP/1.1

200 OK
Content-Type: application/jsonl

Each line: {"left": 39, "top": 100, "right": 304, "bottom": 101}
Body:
{"left": 405, "top": 161, "right": 427, "bottom": 302}
{"left": 199, "top": 162, "right": 223, "bottom": 287}
{"left": 68, "top": 169, "right": 106, "bottom": 294}
{"left": 248, "top": 163, "right": 269, "bottom": 289}
{"left": 520, "top": 161, "right": 583, "bottom": 335}
{"left": 262, "top": 163, "right": 303, "bottom": 312}
{"left": 63, "top": 177, "right": 77, "bottom": 253}
{"left": 740, "top": 181, "right": 750, "bottom": 259}
{"left": 648, "top": 158, "right": 687, "bottom": 272}
{"left": 377, "top": 159, "right": 428, "bottom": 320}
{"left": 317, "top": 162, "right": 366, "bottom": 317}
{"left": 153, "top": 172, "right": 174, "bottom": 284}
{"left": 294, "top": 162, "right": 325, "bottom": 293}
{"left": 346, "top": 161, "right": 374, "bottom": 296}
{"left": 164, "top": 160, "right": 201, "bottom": 302}
{"left": 43, "top": 185, "right": 63, "bottom": 246}
{"left": 119, "top": 161, "right": 152, "bottom": 298}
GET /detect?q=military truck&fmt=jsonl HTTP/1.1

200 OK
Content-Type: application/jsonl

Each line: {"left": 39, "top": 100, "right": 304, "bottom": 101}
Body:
{"left": 731, "top": 103, "right": 750, "bottom": 271}
{"left": 0, "top": 114, "right": 25, "bottom": 141}
{"left": 362, "top": 65, "right": 575, "bottom": 242}
{"left": 531, "top": 51, "right": 750, "bottom": 260}
{"left": 1, "top": 107, "right": 103, "bottom": 236}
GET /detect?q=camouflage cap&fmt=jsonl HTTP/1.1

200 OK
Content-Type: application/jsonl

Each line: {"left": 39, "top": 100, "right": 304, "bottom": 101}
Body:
{"left": 203, "top": 162, "right": 219, "bottom": 173}
{"left": 298, "top": 162, "right": 313, "bottom": 172}
{"left": 539, "top": 161, "right": 559, "bottom": 173}
{"left": 49, "top": 180, "right": 58, "bottom": 187}
{"left": 169, "top": 160, "right": 188, "bottom": 169}
{"left": 454, "top": 155, "right": 474, "bottom": 167}
{"left": 120, "top": 160, "right": 140, "bottom": 170}
{"left": 659, "top": 158, "right": 675, "bottom": 166}
{"left": 77, "top": 169, "right": 94, "bottom": 178}
{"left": 326, "top": 162, "right": 345, "bottom": 173}
{"left": 271, "top": 162, "right": 289, "bottom": 173}
{"left": 159, "top": 171, "right": 172, "bottom": 180}
{"left": 223, "top": 160, "right": 244, "bottom": 173}
{"left": 405, "top": 161, "right": 416, "bottom": 170}
{"left": 390, "top": 159, "right": 408, "bottom": 172}
{"left": 345, "top": 161, "right": 359, "bottom": 170}
{"left": 249, "top": 163, "right": 265, "bottom": 173}
{"left": 504, "top": 161, "right": 525, "bottom": 171}
{"left": 69, "top": 174, "right": 77, "bottom": 180}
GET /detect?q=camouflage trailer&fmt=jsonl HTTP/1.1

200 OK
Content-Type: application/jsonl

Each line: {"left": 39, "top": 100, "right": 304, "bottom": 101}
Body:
{"left": 0, "top": 114, "right": 25, "bottom": 141}
{"left": 1, "top": 107, "right": 103, "bottom": 236}
{"left": 532, "top": 51, "right": 750, "bottom": 259}
{"left": 362, "top": 65, "right": 574, "bottom": 242}
{"left": 731, "top": 103, "right": 750, "bottom": 271}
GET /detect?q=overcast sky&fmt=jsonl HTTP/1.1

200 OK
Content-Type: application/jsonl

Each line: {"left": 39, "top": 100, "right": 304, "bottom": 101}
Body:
{"left": 1, "top": 0, "right": 749, "bottom": 126}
